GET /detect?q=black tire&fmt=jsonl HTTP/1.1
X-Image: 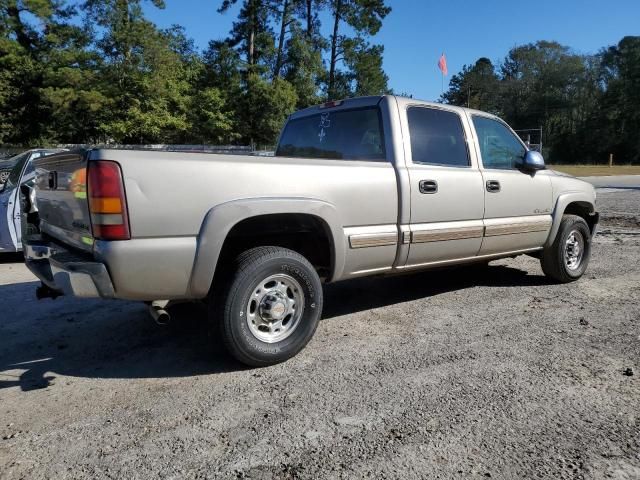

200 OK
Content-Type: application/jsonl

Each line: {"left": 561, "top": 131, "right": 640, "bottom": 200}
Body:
{"left": 541, "top": 214, "right": 591, "bottom": 283}
{"left": 211, "top": 246, "right": 323, "bottom": 367}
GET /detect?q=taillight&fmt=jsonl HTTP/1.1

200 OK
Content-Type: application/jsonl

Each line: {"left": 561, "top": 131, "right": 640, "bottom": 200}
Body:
{"left": 87, "top": 160, "right": 130, "bottom": 240}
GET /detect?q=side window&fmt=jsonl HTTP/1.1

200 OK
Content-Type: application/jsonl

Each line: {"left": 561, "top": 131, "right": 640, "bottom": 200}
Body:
{"left": 472, "top": 116, "right": 526, "bottom": 170}
{"left": 407, "top": 107, "right": 469, "bottom": 167}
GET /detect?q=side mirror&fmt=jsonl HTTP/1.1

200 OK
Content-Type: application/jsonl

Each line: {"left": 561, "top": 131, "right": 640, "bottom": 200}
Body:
{"left": 520, "top": 150, "right": 545, "bottom": 172}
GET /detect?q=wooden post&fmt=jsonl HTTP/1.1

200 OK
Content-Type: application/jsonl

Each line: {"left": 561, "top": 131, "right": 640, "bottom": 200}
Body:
{"left": 609, "top": 153, "right": 614, "bottom": 168}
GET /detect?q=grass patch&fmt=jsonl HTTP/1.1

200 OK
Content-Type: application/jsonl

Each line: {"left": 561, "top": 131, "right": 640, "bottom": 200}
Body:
{"left": 547, "top": 165, "right": 640, "bottom": 177}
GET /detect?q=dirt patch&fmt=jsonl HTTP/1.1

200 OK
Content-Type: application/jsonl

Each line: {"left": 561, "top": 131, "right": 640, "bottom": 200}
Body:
{"left": 600, "top": 213, "right": 640, "bottom": 229}
{"left": 1, "top": 189, "right": 639, "bottom": 479}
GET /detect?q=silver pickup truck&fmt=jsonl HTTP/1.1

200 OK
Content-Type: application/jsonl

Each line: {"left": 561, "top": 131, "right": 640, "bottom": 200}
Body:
{"left": 24, "top": 95, "right": 598, "bottom": 366}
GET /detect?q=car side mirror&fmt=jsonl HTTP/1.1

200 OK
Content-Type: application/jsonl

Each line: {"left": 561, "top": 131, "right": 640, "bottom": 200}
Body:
{"left": 520, "top": 150, "right": 545, "bottom": 172}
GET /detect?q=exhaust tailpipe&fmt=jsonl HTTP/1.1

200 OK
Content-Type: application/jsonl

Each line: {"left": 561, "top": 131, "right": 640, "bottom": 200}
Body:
{"left": 149, "top": 300, "right": 171, "bottom": 326}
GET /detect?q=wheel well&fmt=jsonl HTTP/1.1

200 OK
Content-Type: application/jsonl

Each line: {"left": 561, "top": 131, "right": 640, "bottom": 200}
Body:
{"left": 564, "top": 201, "right": 597, "bottom": 233}
{"left": 215, "top": 213, "right": 334, "bottom": 283}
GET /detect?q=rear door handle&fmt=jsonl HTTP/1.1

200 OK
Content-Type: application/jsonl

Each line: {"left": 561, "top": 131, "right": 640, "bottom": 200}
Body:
{"left": 419, "top": 180, "right": 438, "bottom": 194}
{"left": 486, "top": 180, "right": 501, "bottom": 193}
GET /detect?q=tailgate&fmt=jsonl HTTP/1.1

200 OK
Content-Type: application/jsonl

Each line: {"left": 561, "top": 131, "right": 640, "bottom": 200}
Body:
{"left": 34, "top": 151, "right": 94, "bottom": 252}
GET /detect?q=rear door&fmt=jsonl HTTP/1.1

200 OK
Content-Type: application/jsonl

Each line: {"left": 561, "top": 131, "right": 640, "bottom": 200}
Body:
{"left": 401, "top": 105, "right": 485, "bottom": 267}
{"left": 470, "top": 114, "right": 552, "bottom": 255}
{"left": 276, "top": 101, "right": 399, "bottom": 277}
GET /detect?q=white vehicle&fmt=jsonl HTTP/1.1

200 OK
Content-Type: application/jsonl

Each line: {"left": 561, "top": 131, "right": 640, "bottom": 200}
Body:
{"left": 0, "top": 149, "right": 65, "bottom": 252}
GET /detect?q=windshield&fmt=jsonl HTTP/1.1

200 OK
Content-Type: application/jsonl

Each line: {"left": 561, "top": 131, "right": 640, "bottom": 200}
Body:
{"left": 6, "top": 152, "right": 31, "bottom": 188}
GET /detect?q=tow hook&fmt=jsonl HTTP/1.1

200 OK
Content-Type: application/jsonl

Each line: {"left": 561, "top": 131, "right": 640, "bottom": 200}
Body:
{"left": 35, "top": 283, "right": 63, "bottom": 300}
{"left": 149, "top": 300, "right": 171, "bottom": 326}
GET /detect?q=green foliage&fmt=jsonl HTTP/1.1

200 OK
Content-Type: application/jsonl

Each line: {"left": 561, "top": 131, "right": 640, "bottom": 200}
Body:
{"left": 238, "top": 74, "right": 297, "bottom": 146}
{"left": 326, "top": 0, "right": 390, "bottom": 99}
{"left": 442, "top": 39, "right": 640, "bottom": 164}
{"left": 189, "top": 87, "right": 238, "bottom": 144}
{"left": 441, "top": 58, "right": 501, "bottom": 113}
{"left": 4, "top": 0, "right": 634, "bottom": 163}
{"left": 599, "top": 36, "right": 640, "bottom": 162}
{"left": 346, "top": 42, "right": 389, "bottom": 96}
{"left": 282, "top": 20, "right": 324, "bottom": 107}
{"left": 0, "top": 0, "right": 392, "bottom": 147}
{"left": 82, "top": 0, "right": 192, "bottom": 143}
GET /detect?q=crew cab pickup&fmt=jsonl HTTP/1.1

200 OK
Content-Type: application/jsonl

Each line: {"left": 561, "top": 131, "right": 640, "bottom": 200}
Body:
{"left": 24, "top": 96, "right": 599, "bottom": 366}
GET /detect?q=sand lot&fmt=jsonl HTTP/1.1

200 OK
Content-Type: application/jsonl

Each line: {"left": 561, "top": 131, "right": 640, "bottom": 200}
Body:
{"left": 1, "top": 181, "right": 639, "bottom": 479}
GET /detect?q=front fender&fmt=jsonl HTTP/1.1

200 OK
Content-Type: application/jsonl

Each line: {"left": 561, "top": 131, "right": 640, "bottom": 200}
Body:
{"left": 545, "top": 191, "right": 596, "bottom": 247}
{"left": 188, "top": 197, "right": 345, "bottom": 298}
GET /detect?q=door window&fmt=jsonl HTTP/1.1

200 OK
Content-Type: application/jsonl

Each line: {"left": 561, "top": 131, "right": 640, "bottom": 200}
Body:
{"left": 407, "top": 107, "right": 470, "bottom": 167}
{"left": 472, "top": 116, "right": 526, "bottom": 170}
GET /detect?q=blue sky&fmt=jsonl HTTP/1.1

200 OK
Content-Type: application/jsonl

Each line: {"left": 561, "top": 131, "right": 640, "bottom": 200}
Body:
{"left": 144, "top": 0, "right": 640, "bottom": 101}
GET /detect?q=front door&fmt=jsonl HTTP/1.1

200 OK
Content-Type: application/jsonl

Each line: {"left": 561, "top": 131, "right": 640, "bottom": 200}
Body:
{"left": 402, "top": 105, "right": 485, "bottom": 267}
{"left": 11, "top": 152, "right": 41, "bottom": 250}
{"left": 469, "top": 115, "right": 553, "bottom": 255}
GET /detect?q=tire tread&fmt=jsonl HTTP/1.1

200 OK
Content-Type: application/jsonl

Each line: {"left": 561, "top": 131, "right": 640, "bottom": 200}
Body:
{"left": 213, "top": 246, "right": 321, "bottom": 367}
{"left": 541, "top": 214, "right": 590, "bottom": 283}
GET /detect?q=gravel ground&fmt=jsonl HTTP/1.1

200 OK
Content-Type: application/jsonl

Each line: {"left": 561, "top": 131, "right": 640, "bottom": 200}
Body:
{"left": 1, "top": 187, "right": 639, "bottom": 480}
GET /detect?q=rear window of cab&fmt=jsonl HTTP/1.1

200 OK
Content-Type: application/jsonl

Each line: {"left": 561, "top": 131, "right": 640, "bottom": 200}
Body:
{"left": 276, "top": 107, "right": 386, "bottom": 161}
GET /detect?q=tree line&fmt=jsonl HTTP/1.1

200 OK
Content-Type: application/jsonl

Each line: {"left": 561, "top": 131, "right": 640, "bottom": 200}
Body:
{"left": 442, "top": 38, "right": 640, "bottom": 164}
{"left": 0, "top": 0, "right": 391, "bottom": 147}
{"left": 1, "top": 1, "right": 638, "bottom": 163}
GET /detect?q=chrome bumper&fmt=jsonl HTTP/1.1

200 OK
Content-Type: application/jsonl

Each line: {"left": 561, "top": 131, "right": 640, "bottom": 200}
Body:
{"left": 25, "top": 239, "right": 115, "bottom": 298}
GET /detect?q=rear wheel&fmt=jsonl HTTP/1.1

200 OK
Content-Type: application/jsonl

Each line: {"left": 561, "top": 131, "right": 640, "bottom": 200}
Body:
{"left": 541, "top": 215, "right": 591, "bottom": 283}
{"left": 211, "top": 246, "right": 323, "bottom": 367}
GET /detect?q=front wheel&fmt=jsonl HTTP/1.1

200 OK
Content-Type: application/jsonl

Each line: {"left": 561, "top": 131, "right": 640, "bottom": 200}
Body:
{"left": 540, "top": 215, "right": 592, "bottom": 283}
{"left": 212, "top": 246, "right": 323, "bottom": 367}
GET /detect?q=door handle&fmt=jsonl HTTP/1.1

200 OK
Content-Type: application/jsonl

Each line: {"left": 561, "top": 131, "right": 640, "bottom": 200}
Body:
{"left": 419, "top": 180, "right": 438, "bottom": 194}
{"left": 486, "top": 180, "right": 501, "bottom": 193}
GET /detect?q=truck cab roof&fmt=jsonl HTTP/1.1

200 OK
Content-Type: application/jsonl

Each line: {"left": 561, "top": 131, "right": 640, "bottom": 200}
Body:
{"left": 289, "top": 95, "right": 501, "bottom": 122}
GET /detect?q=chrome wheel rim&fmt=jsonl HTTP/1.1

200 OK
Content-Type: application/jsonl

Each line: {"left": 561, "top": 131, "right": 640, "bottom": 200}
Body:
{"left": 245, "top": 274, "right": 304, "bottom": 343}
{"left": 564, "top": 229, "right": 585, "bottom": 271}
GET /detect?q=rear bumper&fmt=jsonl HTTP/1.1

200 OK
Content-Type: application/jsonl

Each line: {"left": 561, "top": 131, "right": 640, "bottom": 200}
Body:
{"left": 24, "top": 238, "right": 115, "bottom": 298}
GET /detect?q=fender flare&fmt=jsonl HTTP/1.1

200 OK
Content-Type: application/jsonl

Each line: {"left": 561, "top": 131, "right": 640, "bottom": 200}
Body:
{"left": 545, "top": 191, "right": 596, "bottom": 248}
{"left": 188, "top": 197, "right": 345, "bottom": 298}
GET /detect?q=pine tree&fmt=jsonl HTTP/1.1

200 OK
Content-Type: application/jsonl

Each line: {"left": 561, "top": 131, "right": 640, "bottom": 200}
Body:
{"left": 327, "top": 0, "right": 390, "bottom": 100}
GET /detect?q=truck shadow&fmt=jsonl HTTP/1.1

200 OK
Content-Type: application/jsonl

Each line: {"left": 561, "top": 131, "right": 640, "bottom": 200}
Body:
{"left": 0, "top": 284, "right": 238, "bottom": 391}
{"left": 0, "top": 253, "right": 24, "bottom": 264}
{"left": 0, "top": 264, "right": 546, "bottom": 391}
{"left": 322, "top": 263, "right": 549, "bottom": 319}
